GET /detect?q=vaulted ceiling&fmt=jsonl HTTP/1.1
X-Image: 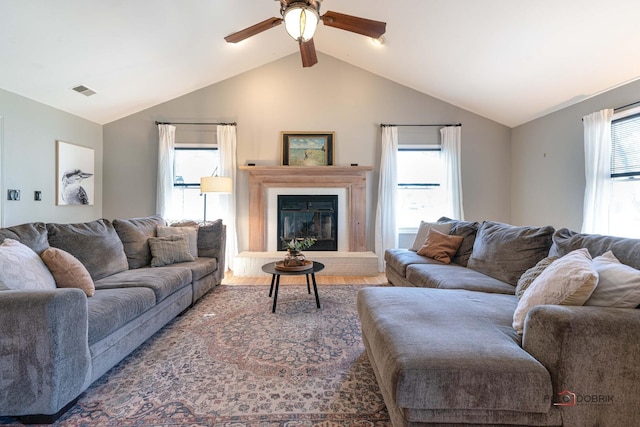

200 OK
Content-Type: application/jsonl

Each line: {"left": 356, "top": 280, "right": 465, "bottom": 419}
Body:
{"left": 2, "top": 0, "right": 639, "bottom": 127}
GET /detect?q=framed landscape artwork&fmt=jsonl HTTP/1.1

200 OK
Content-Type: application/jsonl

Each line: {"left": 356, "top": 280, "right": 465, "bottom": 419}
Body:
{"left": 56, "top": 140, "right": 95, "bottom": 205}
{"left": 282, "top": 132, "right": 334, "bottom": 166}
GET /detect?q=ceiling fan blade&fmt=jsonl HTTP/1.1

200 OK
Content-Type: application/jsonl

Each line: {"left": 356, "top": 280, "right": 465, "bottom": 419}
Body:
{"left": 224, "top": 17, "right": 283, "bottom": 43}
{"left": 321, "top": 11, "right": 386, "bottom": 39}
{"left": 299, "top": 39, "right": 318, "bottom": 68}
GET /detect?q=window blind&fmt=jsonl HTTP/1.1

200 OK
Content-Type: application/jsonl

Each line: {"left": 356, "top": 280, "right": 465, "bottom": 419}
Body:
{"left": 611, "top": 113, "right": 640, "bottom": 178}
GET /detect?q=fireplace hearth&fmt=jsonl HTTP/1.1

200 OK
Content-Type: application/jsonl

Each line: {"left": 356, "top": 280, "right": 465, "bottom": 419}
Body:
{"left": 277, "top": 195, "right": 338, "bottom": 251}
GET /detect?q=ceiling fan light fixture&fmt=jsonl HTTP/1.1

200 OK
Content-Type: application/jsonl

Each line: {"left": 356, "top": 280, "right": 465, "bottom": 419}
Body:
{"left": 283, "top": 4, "right": 319, "bottom": 42}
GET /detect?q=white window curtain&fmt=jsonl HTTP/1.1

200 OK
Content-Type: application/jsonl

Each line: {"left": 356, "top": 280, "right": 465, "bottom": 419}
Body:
{"left": 440, "top": 126, "right": 465, "bottom": 220}
{"left": 156, "top": 124, "right": 176, "bottom": 218}
{"left": 582, "top": 108, "right": 614, "bottom": 234}
{"left": 375, "top": 126, "right": 398, "bottom": 272}
{"left": 217, "top": 125, "right": 239, "bottom": 271}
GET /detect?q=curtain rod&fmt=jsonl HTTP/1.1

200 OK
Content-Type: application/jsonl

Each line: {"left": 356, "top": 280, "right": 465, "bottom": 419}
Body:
{"left": 155, "top": 121, "right": 237, "bottom": 126}
{"left": 379, "top": 123, "right": 462, "bottom": 128}
{"left": 614, "top": 100, "right": 640, "bottom": 112}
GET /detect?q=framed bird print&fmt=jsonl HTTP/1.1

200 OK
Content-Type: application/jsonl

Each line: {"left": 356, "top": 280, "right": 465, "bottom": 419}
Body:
{"left": 56, "top": 140, "right": 95, "bottom": 205}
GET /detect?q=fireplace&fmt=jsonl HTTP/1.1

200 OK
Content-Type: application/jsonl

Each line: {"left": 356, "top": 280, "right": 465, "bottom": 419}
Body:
{"left": 277, "top": 195, "right": 338, "bottom": 251}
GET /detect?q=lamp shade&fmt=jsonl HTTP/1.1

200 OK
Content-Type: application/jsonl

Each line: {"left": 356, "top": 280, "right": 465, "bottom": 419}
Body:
{"left": 283, "top": 4, "right": 319, "bottom": 42}
{"left": 200, "top": 176, "right": 232, "bottom": 194}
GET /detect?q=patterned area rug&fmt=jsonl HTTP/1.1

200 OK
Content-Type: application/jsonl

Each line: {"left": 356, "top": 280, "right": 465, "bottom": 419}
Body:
{"left": 4, "top": 285, "right": 390, "bottom": 426}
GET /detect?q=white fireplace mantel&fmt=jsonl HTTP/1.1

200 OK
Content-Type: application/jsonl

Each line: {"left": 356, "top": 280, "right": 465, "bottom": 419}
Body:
{"left": 239, "top": 165, "right": 372, "bottom": 252}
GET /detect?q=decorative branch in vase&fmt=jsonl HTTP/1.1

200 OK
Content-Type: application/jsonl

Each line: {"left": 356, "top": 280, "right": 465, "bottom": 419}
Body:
{"left": 281, "top": 237, "right": 316, "bottom": 267}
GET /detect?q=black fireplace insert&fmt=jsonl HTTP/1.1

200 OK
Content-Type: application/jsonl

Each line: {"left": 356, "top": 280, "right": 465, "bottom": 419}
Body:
{"left": 277, "top": 194, "right": 338, "bottom": 251}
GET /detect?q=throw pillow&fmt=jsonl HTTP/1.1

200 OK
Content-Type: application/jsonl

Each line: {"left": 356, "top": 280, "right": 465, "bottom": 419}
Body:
{"left": 410, "top": 221, "right": 452, "bottom": 251}
{"left": 515, "top": 256, "right": 559, "bottom": 299}
{"left": 41, "top": 247, "right": 95, "bottom": 297}
{"left": 0, "top": 239, "right": 56, "bottom": 290}
{"left": 157, "top": 225, "right": 198, "bottom": 257}
{"left": 148, "top": 234, "right": 195, "bottom": 267}
{"left": 417, "top": 228, "right": 464, "bottom": 264}
{"left": 46, "top": 219, "right": 129, "bottom": 281}
{"left": 467, "top": 221, "right": 555, "bottom": 286}
{"left": 512, "top": 248, "right": 598, "bottom": 334}
{"left": 585, "top": 251, "right": 640, "bottom": 308}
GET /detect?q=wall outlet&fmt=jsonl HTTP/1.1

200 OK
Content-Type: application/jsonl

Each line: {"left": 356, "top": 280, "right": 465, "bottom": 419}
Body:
{"left": 34, "top": 191, "right": 42, "bottom": 201}
{"left": 7, "top": 189, "right": 20, "bottom": 201}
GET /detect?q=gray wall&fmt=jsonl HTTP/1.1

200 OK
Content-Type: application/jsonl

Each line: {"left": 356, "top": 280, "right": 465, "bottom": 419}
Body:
{"left": 511, "top": 79, "right": 640, "bottom": 230}
{"left": 103, "top": 53, "right": 511, "bottom": 252}
{"left": 0, "top": 88, "right": 102, "bottom": 227}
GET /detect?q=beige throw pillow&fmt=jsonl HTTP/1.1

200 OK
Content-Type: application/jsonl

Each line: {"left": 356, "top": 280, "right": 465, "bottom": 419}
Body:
{"left": 417, "top": 228, "right": 464, "bottom": 264}
{"left": 585, "top": 251, "right": 640, "bottom": 307}
{"left": 410, "top": 221, "right": 452, "bottom": 251}
{"left": 515, "top": 256, "right": 559, "bottom": 299}
{"left": 157, "top": 225, "right": 198, "bottom": 257}
{"left": 41, "top": 247, "right": 95, "bottom": 297}
{"left": 148, "top": 234, "right": 195, "bottom": 267}
{"left": 0, "top": 239, "right": 56, "bottom": 290}
{"left": 512, "top": 248, "right": 598, "bottom": 334}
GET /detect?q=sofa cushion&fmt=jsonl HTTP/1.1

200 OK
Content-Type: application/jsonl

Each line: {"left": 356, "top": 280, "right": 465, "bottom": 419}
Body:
{"left": 550, "top": 228, "right": 640, "bottom": 270}
{"left": 113, "top": 215, "right": 166, "bottom": 269}
{"left": 46, "top": 219, "right": 129, "bottom": 281}
{"left": 94, "top": 266, "right": 192, "bottom": 304}
{"left": 148, "top": 234, "right": 195, "bottom": 267}
{"left": 586, "top": 250, "right": 640, "bottom": 308}
{"left": 437, "top": 217, "right": 479, "bottom": 267}
{"left": 385, "top": 248, "right": 443, "bottom": 277}
{"left": 0, "top": 239, "right": 56, "bottom": 291}
{"left": 167, "top": 257, "right": 218, "bottom": 282}
{"left": 0, "top": 222, "right": 49, "bottom": 254}
{"left": 406, "top": 263, "right": 516, "bottom": 294}
{"left": 416, "top": 228, "right": 463, "bottom": 264}
{"left": 157, "top": 225, "right": 198, "bottom": 257}
{"left": 41, "top": 247, "right": 95, "bottom": 297}
{"left": 467, "top": 221, "right": 555, "bottom": 286}
{"left": 410, "top": 221, "right": 452, "bottom": 251}
{"left": 515, "top": 256, "right": 559, "bottom": 299}
{"left": 197, "top": 219, "right": 224, "bottom": 258}
{"left": 357, "top": 287, "right": 552, "bottom": 414}
{"left": 87, "top": 287, "right": 156, "bottom": 345}
{"left": 512, "top": 248, "right": 598, "bottom": 334}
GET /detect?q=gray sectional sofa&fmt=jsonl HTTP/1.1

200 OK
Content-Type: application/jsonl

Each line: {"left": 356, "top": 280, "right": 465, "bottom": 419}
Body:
{"left": 0, "top": 215, "right": 226, "bottom": 423}
{"left": 358, "top": 219, "right": 640, "bottom": 426}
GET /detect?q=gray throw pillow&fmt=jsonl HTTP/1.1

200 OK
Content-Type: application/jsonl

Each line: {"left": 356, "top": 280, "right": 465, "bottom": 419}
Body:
{"left": 46, "top": 219, "right": 129, "bottom": 281}
{"left": 437, "top": 217, "right": 479, "bottom": 266}
{"left": 113, "top": 215, "right": 166, "bottom": 269}
{"left": 148, "top": 234, "right": 195, "bottom": 267}
{"left": 467, "top": 221, "right": 555, "bottom": 286}
{"left": 515, "top": 256, "right": 559, "bottom": 299}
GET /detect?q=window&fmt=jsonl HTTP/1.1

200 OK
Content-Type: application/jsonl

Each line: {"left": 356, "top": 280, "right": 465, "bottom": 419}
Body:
{"left": 610, "top": 111, "right": 640, "bottom": 238}
{"left": 396, "top": 147, "right": 446, "bottom": 229}
{"left": 172, "top": 147, "right": 219, "bottom": 220}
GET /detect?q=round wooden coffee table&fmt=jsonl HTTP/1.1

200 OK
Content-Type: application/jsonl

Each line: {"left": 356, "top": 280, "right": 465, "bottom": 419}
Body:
{"left": 261, "top": 261, "right": 324, "bottom": 313}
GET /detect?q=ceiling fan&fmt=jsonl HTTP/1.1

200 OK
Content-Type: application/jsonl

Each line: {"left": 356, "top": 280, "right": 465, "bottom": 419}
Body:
{"left": 224, "top": 0, "right": 386, "bottom": 68}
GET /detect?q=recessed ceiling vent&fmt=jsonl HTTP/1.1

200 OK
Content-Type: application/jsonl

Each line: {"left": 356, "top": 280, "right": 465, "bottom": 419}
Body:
{"left": 72, "top": 85, "right": 97, "bottom": 97}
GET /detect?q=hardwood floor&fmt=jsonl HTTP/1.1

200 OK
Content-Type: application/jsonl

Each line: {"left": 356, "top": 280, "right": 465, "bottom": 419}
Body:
{"left": 222, "top": 271, "right": 389, "bottom": 286}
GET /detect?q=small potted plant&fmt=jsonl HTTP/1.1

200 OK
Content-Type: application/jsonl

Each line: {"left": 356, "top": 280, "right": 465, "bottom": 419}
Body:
{"left": 281, "top": 237, "right": 316, "bottom": 266}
